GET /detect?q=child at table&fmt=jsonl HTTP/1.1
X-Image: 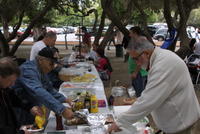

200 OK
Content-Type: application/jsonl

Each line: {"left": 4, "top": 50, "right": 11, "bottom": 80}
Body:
{"left": 95, "top": 47, "right": 113, "bottom": 81}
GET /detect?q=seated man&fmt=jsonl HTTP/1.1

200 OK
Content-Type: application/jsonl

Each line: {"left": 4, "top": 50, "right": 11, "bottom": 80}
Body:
{"left": 13, "top": 47, "right": 73, "bottom": 124}
{"left": 0, "top": 57, "right": 42, "bottom": 134}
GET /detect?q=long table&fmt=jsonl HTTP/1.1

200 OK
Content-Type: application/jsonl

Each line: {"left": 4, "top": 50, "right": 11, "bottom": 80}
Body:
{"left": 43, "top": 62, "right": 154, "bottom": 134}
{"left": 44, "top": 62, "right": 110, "bottom": 133}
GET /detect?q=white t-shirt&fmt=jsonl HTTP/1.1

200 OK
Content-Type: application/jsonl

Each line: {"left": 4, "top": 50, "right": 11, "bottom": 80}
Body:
{"left": 30, "top": 40, "right": 46, "bottom": 60}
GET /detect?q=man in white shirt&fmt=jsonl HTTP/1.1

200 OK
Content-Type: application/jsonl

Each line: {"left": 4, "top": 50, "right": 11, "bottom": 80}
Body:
{"left": 30, "top": 31, "right": 57, "bottom": 60}
{"left": 108, "top": 38, "right": 200, "bottom": 134}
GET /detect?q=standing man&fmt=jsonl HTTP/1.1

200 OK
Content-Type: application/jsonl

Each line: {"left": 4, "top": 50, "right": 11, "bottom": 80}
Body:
{"left": 127, "top": 26, "right": 148, "bottom": 98}
{"left": 14, "top": 47, "right": 73, "bottom": 123}
{"left": 0, "top": 57, "right": 42, "bottom": 134}
{"left": 108, "top": 38, "right": 200, "bottom": 134}
{"left": 30, "top": 31, "right": 57, "bottom": 60}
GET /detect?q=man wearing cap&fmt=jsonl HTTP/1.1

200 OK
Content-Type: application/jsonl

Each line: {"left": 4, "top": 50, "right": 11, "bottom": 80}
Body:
{"left": 13, "top": 47, "right": 73, "bottom": 123}
{"left": 30, "top": 31, "right": 57, "bottom": 61}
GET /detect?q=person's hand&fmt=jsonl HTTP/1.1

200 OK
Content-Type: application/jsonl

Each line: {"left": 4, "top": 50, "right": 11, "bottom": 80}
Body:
{"left": 123, "top": 98, "right": 135, "bottom": 105}
{"left": 30, "top": 106, "right": 43, "bottom": 116}
{"left": 131, "top": 72, "right": 138, "bottom": 79}
{"left": 23, "top": 129, "right": 32, "bottom": 134}
{"left": 62, "top": 108, "right": 74, "bottom": 119}
{"left": 65, "top": 98, "right": 72, "bottom": 106}
{"left": 107, "top": 122, "right": 122, "bottom": 134}
{"left": 20, "top": 125, "right": 33, "bottom": 134}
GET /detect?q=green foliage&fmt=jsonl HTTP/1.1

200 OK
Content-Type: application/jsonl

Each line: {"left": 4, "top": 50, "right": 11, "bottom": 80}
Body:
{"left": 188, "top": 7, "right": 200, "bottom": 27}
{"left": 25, "top": 0, "right": 55, "bottom": 27}
{"left": 0, "top": 0, "right": 31, "bottom": 23}
{"left": 129, "top": 9, "right": 162, "bottom": 25}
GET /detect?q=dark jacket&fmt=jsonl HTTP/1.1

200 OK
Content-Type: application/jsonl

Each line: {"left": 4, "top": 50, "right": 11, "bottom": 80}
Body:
{"left": 0, "top": 88, "right": 33, "bottom": 134}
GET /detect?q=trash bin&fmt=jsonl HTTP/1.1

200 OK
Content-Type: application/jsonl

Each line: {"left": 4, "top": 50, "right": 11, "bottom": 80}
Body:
{"left": 115, "top": 45, "right": 123, "bottom": 57}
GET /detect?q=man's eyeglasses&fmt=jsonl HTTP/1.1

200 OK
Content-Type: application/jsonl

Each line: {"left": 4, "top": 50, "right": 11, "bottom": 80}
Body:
{"left": 131, "top": 52, "right": 144, "bottom": 61}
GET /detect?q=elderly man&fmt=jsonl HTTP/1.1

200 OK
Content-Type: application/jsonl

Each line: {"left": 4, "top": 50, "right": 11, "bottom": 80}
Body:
{"left": 14, "top": 47, "right": 73, "bottom": 122}
{"left": 30, "top": 31, "right": 57, "bottom": 60}
{"left": 0, "top": 57, "right": 42, "bottom": 134}
{"left": 108, "top": 38, "right": 200, "bottom": 134}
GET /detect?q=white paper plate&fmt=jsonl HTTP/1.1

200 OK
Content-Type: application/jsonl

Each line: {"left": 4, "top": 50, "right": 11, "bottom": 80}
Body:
{"left": 27, "top": 127, "right": 44, "bottom": 132}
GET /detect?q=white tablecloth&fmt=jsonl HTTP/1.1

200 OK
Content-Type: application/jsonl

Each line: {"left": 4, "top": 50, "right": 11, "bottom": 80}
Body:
{"left": 44, "top": 62, "right": 110, "bottom": 133}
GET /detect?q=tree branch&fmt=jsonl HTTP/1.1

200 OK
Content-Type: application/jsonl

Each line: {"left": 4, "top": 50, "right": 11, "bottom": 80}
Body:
{"left": 93, "top": 10, "right": 105, "bottom": 45}
{"left": 0, "top": 30, "right": 9, "bottom": 56}
{"left": 133, "top": 0, "right": 154, "bottom": 44}
{"left": 101, "top": 0, "right": 129, "bottom": 37}
{"left": 7, "top": 11, "right": 24, "bottom": 42}
{"left": 163, "top": 0, "right": 174, "bottom": 30}
{"left": 9, "top": 0, "right": 56, "bottom": 55}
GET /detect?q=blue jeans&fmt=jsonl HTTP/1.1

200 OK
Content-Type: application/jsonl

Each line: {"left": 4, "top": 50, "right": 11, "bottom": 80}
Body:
{"left": 132, "top": 73, "right": 147, "bottom": 97}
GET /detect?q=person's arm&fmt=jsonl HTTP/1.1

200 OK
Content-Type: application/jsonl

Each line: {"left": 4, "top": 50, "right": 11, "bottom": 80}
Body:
{"left": 20, "top": 67, "right": 66, "bottom": 115}
{"left": 116, "top": 63, "right": 175, "bottom": 128}
{"left": 43, "top": 74, "right": 67, "bottom": 103}
{"left": 30, "top": 45, "right": 37, "bottom": 61}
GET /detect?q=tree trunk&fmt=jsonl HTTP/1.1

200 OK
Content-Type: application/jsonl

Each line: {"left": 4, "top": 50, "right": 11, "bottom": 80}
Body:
{"left": 93, "top": 10, "right": 106, "bottom": 45}
{"left": 7, "top": 11, "right": 24, "bottom": 42}
{"left": 92, "top": 9, "right": 98, "bottom": 33}
{"left": 0, "top": 31, "right": 9, "bottom": 57}
{"left": 175, "top": 24, "right": 190, "bottom": 59}
{"left": 101, "top": 0, "right": 129, "bottom": 38}
{"left": 100, "top": 23, "right": 115, "bottom": 48}
{"left": 163, "top": 0, "right": 192, "bottom": 60}
{"left": 1, "top": 16, "right": 9, "bottom": 40}
{"left": 174, "top": 0, "right": 192, "bottom": 59}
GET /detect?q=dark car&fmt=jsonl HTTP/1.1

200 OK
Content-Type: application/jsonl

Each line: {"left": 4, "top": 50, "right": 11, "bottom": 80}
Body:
{"left": 147, "top": 25, "right": 159, "bottom": 37}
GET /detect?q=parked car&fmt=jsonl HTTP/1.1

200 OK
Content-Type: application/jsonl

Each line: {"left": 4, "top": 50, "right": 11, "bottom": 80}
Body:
{"left": 153, "top": 28, "right": 168, "bottom": 41}
{"left": 63, "top": 26, "right": 75, "bottom": 34}
{"left": 154, "top": 26, "right": 198, "bottom": 41}
{"left": 17, "top": 27, "right": 33, "bottom": 37}
{"left": 147, "top": 25, "right": 159, "bottom": 37}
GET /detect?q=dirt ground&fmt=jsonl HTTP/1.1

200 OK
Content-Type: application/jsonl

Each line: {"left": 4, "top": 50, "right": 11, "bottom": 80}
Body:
{"left": 104, "top": 47, "right": 200, "bottom": 134}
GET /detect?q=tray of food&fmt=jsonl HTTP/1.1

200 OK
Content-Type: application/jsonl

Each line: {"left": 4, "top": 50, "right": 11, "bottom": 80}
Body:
{"left": 64, "top": 110, "right": 115, "bottom": 126}
{"left": 60, "top": 82, "right": 88, "bottom": 89}
{"left": 70, "top": 73, "right": 96, "bottom": 83}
